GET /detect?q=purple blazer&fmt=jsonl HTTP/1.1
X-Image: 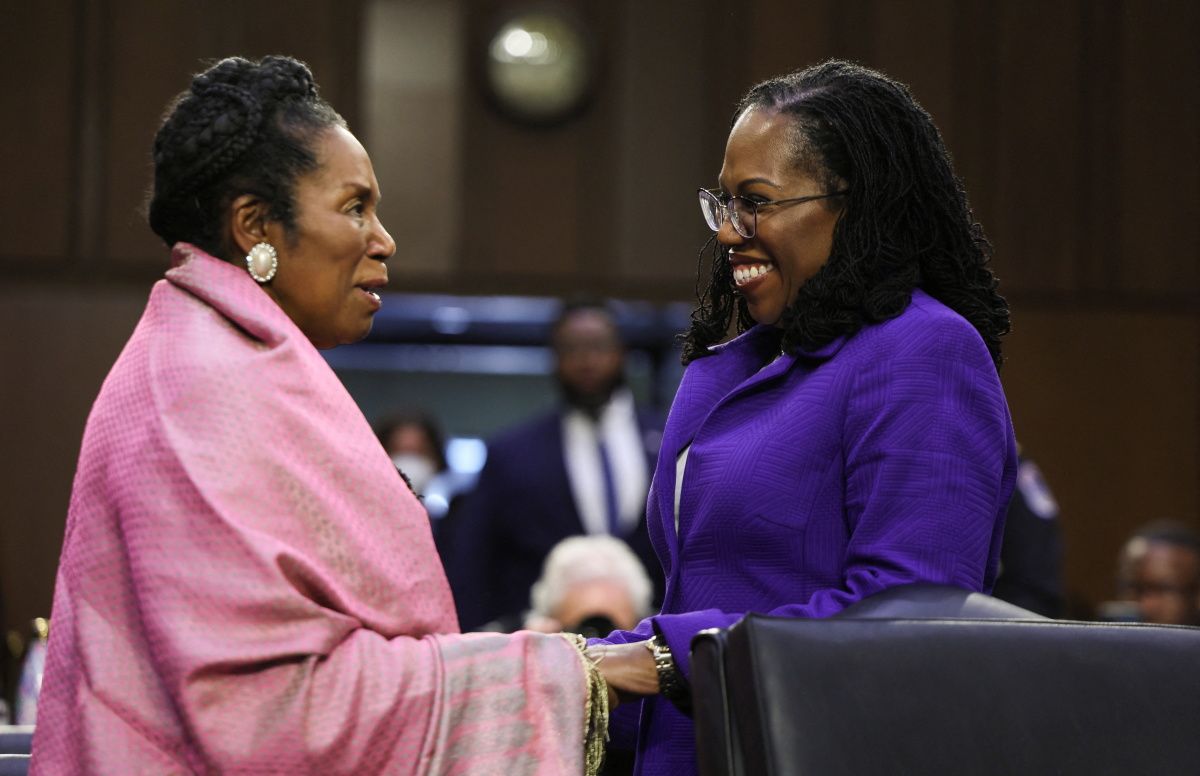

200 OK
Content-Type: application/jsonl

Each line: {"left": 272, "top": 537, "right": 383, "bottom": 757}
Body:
{"left": 601, "top": 289, "right": 1017, "bottom": 775}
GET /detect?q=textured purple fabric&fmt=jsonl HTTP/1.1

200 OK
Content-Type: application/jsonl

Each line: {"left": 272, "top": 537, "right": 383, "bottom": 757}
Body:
{"left": 601, "top": 290, "right": 1017, "bottom": 776}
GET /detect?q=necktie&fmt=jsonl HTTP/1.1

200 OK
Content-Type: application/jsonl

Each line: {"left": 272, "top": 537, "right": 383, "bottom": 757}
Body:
{"left": 597, "top": 436, "right": 621, "bottom": 536}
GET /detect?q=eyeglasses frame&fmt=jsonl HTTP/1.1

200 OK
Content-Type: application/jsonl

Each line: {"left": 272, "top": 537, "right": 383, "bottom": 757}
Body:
{"left": 698, "top": 187, "right": 850, "bottom": 239}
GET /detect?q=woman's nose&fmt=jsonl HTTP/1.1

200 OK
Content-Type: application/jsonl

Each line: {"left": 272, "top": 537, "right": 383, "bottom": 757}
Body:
{"left": 371, "top": 217, "right": 396, "bottom": 261}
{"left": 716, "top": 215, "right": 746, "bottom": 247}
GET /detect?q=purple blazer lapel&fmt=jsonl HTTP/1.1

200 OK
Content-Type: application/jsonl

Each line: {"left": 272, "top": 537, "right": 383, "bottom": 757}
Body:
{"left": 655, "top": 326, "right": 791, "bottom": 558}
{"left": 664, "top": 326, "right": 849, "bottom": 458}
{"left": 669, "top": 354, "right": 797, "bottom": 549}
{"left": 659, "top": 328, "right": 853, "bottom": 552}
{"left": 664, "top": 327, "right": 779, "bottom": 456}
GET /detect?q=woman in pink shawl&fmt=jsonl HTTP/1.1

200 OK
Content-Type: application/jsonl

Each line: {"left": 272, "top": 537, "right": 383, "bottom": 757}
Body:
{"left": 31, "top": 56, "right": 609, "bottom": 775}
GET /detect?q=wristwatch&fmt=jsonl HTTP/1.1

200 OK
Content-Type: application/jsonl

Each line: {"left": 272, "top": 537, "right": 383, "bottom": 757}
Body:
{"left": 646, "top": 634, "right": 692, "bottom": 713}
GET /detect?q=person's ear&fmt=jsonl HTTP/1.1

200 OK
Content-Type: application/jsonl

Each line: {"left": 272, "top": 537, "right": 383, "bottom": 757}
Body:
{"left": 229, "top": 195, "right": 270, "bottom": 256}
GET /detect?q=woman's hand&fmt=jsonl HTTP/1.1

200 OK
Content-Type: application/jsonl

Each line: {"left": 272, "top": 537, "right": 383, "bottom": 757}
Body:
{"left": 587, "top": 641, "right": 659, "bottom": 709}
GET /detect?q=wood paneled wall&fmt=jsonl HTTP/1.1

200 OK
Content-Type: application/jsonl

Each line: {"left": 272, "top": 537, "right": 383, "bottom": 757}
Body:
{"left": 0, "top": 0, "right": 363, "bottom": 280}
{"left": 0, "top": 1, "right": 1196, "bottom": 653}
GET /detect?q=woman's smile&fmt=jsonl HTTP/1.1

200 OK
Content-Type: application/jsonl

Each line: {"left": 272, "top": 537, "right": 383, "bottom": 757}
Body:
{"left": 731, "top": 256, "right": 777, "bottom": 289}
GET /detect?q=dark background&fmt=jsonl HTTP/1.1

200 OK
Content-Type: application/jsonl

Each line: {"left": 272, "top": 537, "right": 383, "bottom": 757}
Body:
{"left": 1, "top": 0, "right": 1196, "bottom": 659}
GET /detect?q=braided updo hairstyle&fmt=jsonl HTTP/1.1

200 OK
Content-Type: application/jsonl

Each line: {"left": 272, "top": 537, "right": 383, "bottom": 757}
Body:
{"left": 147, "top": 56, "right": 346, "bottom": 258}
{"left": 680, "top": 60, "right": 1010, "bottom": 368}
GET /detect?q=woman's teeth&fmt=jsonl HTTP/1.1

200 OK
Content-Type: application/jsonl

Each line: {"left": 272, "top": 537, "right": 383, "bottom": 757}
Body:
{"left": 733, "top": 263, "right": 774, "bottom": 286}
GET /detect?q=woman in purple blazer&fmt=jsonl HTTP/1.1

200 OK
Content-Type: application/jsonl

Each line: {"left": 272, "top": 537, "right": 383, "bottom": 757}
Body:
{"left": 588, "top": 60, "right": 1017, "bottom": 774}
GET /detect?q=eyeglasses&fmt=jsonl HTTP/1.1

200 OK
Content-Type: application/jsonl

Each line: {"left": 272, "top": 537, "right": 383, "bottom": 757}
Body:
{"left": 698, "top": 188, "right": 849, "bottom": 239}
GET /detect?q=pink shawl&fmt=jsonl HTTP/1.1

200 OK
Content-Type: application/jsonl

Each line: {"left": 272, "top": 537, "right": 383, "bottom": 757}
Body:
{"left": 31, "top": 244, "right": 588, "bottom": 775}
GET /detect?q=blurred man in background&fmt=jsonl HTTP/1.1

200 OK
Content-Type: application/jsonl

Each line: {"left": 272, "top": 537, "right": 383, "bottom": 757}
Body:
{"left": 1115, "top": 520, "right": 1200, "bottom": 625}
{"left": 448, "top": 300, "right": 663, "bottom": 631}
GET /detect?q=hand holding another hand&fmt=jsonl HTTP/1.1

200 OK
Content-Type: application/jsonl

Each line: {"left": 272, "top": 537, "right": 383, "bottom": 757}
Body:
{"left": 586, "top": 641, "right": 659, "bottom": 709}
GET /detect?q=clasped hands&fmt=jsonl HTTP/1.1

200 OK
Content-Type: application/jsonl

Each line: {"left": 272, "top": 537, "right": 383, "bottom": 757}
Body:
{"left": 584, "top": 641, "right": 660, "bottom": 709}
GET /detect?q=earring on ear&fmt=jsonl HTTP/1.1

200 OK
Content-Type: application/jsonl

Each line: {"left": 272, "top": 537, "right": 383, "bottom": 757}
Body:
{"left": 245, "top": 242, "right": 278, "bottom": 283}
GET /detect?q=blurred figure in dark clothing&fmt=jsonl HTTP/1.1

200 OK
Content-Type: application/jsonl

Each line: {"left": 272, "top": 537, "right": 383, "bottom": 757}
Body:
{"left": 448, "top": 300, "right": 664, "bottom": 631}
{"left": 992, "top": 454, "right": 1064, "bottom": 617}
{"left": 375, "top": 410, "right": 470, "bottom": 563}
{"left": 376, "top": 409, "right": 447, "bottom": 496}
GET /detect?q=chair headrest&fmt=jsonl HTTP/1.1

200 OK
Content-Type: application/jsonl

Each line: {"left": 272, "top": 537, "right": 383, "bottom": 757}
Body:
{"left": 835, "top": 583, "right": 1046, "bottom": 620}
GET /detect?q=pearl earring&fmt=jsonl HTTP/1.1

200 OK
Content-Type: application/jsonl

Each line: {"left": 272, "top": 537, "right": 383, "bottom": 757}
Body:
{"left": 245, "top": 242, "right": 278, "bottom": 283}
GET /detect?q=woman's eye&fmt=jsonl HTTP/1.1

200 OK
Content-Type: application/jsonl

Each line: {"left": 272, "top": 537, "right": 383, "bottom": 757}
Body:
{"left": 348, "top": 202, "right": 365, "bottom": 216}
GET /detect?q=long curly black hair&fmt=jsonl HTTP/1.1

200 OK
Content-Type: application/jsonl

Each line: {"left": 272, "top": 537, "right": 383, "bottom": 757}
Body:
{"left": 147, "top": 55, "right": 345, "bottom": 259}
{"left": 680, "top": 60, "right": 1009, "bottom": 368}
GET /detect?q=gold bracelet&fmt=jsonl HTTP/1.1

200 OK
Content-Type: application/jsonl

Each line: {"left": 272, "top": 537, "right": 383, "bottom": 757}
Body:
{"left": 646, "top": 634, "right": 692, "bottom": 712}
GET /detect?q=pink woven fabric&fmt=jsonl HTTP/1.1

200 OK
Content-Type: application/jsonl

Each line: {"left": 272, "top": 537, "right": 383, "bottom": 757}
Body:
{"left": 31, "top": 244, "right": 586, "bottom": 775}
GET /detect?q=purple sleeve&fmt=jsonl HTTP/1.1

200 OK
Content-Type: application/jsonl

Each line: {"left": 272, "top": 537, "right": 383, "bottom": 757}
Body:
{"left": 594, "top": 618, "right": 655, "bottom": 646}
{"left": 594, "top": 612, "right": 743, "bottom": 688}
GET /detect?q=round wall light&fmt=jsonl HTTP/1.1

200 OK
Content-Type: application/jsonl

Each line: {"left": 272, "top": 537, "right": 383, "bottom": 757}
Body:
{"left": 483, "top": 9, "right": 594, "bottom": 126}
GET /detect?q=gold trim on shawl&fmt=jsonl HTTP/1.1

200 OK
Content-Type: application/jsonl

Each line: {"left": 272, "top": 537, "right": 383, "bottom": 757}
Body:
{"left": 564, "top": 633, "right": 610, "bottom": 776}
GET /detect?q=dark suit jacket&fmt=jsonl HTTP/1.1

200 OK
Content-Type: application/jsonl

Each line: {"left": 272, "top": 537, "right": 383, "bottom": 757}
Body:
{"left": 447, "top": 406, "right": 664, "bottom": 631}
{"left": 991, "top": 456, "right": 1064, "bottom": 617}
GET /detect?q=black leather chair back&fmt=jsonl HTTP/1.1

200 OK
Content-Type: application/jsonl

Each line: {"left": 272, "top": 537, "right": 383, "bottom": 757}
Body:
{"left": 834, "top": 582, "right": 1046, "bottom": 620}
{"left": 691, "top": 585, "right": 1200, "bottom": 775}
